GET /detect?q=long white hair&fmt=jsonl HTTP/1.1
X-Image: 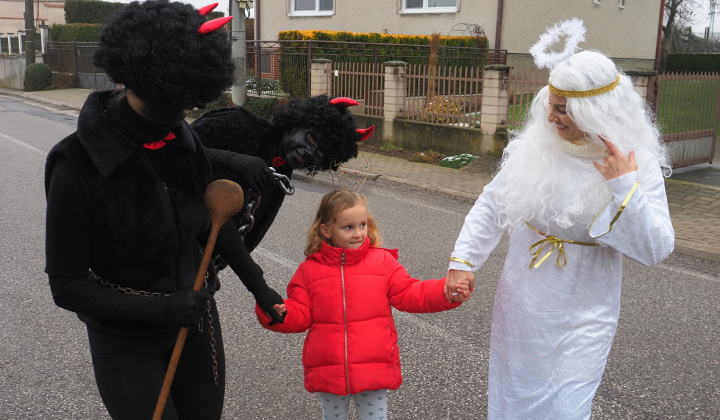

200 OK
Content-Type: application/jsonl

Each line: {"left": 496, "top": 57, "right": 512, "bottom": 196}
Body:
{"left": 493, "top": 51, "right": 670, "bottom": 229}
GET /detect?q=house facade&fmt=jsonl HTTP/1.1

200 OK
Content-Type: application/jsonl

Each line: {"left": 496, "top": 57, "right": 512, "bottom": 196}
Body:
{"left": 0, "top": 0, "right": 65, "bottom": 34}
{"left": 255, "top": 0, "right": 662, "bottom": 70}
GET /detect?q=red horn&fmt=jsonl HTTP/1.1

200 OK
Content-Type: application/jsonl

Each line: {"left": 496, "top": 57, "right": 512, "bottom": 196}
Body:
{"left": 330, "top": 97, "right": 359, "bottom": 110}
{"left": 198, "top": 3, "right": 219, "bottom": 16}
{"left": 356, "top": 126, "right": 374, "bottom": 142}
{"left": 198, "top": 16, "right": 232, "bottom": 34}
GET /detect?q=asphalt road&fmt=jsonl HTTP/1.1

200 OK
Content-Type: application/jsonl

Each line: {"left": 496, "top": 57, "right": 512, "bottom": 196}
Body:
{"left": 1, "top": 95, "right": 719, "bottom": 419}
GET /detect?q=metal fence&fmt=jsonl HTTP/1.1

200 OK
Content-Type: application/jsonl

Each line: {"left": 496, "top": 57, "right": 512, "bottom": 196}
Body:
{"left": 331, "top": 62, "right": 384, "bottom": 116}
{"left": 507, "top": 67, "right": 549, "bottom": 129}
{"left": 403, "top": 64, "right": 483, "bottom": 127}
{"left": 650, "top": 71, "right": 720, "bottom": 167}
{"left": 247, "top": 39, "right": 506, "bottom": 98}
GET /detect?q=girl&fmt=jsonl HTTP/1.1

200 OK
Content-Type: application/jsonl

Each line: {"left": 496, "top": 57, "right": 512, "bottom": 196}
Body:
{"left": 256, "top": 188, "right": 469, "bottom": 420}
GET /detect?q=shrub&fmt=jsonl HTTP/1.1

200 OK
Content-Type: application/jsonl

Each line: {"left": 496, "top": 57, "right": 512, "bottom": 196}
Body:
{"left": 24, "top": 63, "right": 53, "bottom": 92}
{"left": 410, "top": 150, "right": 446, "bottom": 164}
{"left": 438, "top": 153, "right": 477, "bottom": 169}
{"left": 51, "top": 71, "right": 76, "bottom": 89}
{"left": 246, "top": 76, "right": 281, "bottom": 93}
{"left": 420, "top": 96, "right": 464, "bottom": 124}
{"left": 380, "top": 142, "right": 402, "bottom": 151}
{"left": 49, "top": 23, "right": 103, "bottom": 42}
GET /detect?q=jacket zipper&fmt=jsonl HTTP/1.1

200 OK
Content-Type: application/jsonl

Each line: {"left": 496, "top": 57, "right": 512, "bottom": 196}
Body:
{"left": 340, "top": 251, "right": 350, "bottom": 394}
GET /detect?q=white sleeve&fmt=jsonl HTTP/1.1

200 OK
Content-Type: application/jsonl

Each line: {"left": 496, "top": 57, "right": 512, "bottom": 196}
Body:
{"left": 589, "top": 154, "right": 675, "bottom": 266}
{"left": 448, "top": 175, "right": 506, "bottom": 272}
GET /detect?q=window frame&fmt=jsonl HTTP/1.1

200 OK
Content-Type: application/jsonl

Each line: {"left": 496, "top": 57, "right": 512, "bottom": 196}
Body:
{"left": 289, "top": 0, "right": 335, "bottom": 17}
{"left": 400, "top": 0, "right": 459, "bottom": 14}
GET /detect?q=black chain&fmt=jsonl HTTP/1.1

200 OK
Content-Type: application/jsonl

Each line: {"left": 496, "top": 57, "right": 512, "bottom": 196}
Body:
{"left": 92, "top": 271, "right": 219, "bottom": 385}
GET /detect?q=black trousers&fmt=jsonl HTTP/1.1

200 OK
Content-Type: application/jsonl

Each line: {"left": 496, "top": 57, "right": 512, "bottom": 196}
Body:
{"left": 93, "top": 301, "right": 225, "bottom": 420}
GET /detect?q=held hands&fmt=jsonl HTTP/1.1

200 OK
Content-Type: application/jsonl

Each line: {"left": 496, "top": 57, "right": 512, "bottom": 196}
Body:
{"left": 253, "top": 285, "right": 287, "bottom": 326}
{"left": 444, "top": 269, "right": 475, "bottom": 303}
{"left": 593, "top": 136, "right": 638, "bottom": 180}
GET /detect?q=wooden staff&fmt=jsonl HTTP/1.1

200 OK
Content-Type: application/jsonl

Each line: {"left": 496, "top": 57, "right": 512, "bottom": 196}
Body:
{"left": 153, "top": 179, "right": 244, "bottom": 420}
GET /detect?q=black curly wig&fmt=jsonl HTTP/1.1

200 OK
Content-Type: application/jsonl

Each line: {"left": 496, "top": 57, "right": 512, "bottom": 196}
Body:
{"left": 93, "top": 0, "right": 234, "bottom": 114}
{"left": 273, "top": 95, "right": 360, "bottom": 172}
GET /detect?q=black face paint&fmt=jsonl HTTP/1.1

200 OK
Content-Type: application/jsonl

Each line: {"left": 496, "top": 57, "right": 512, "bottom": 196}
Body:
{"left": 280, "top": 126, "right": 325, "bottom": 169}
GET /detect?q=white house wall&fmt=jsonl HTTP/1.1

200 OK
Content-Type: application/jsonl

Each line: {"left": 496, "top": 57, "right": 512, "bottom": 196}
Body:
{"left": 0, "top": 1, "right": 66, "bottom": 34}
{"left": 258, "top": 0, "right": 661, "bottom": 70}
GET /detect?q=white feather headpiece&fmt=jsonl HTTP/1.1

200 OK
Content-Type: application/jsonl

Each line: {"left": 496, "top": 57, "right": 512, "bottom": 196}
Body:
{"left": 529, "top": 18, "right": 586, "bottom": 70}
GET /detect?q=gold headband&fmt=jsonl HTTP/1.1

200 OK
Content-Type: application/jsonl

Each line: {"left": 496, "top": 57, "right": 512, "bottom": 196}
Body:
{"left": 548, "top": 74, "right": 620, "bottom": 98}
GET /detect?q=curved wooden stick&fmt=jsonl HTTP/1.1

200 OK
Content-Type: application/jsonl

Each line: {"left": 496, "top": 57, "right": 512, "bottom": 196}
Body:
{"left": 153, "top": 179, "right": 244, "bottom": 420}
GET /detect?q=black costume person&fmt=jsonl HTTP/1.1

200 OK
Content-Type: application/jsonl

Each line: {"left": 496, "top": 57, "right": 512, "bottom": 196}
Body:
{"left": 191, "top": 95, "right": 374, "bottom": 252}
{"left": 44, "top": 2, "right": 284, "bottom": 419}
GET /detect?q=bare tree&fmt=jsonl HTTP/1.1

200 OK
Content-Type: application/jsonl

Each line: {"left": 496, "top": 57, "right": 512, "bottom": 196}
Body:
{"left": 661, "top": 0, "right": 701, "bottom": 68}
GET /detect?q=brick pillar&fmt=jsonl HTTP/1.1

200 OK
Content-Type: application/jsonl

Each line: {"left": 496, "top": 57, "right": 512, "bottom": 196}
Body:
{"left": 383, "top": 61, "right": 406, "bottom": 122}
{"left": 625, "top": 69, "right": 658, "bottom": 102}
{"left": 310, "top": 58, "right": 332, "bottom": 97}
{"left": 480, "top": 65, "right": 510, "bottom": 134}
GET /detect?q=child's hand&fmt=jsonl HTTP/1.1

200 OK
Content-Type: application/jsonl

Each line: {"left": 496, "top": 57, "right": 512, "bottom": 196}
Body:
{"left": 452, "top": 279, "right": 472, "bottom": 303}
{"left": 272, "top": 303, "right": 287, "bottom": 316}
{"left": 264, "top": 303, "right": 287, "bottom": 326}
{"left": 445, "top": 270, "right": 474, "bottom": 302}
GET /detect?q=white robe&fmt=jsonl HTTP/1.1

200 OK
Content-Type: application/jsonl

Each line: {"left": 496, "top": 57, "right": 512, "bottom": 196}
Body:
{"left": 450, "top": 144, "right": 674, "bottom": 419}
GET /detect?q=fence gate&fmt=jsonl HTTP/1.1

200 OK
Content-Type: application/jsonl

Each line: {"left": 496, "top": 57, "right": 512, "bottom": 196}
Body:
{"left": 331, "top": 62, "right": 384, "bottom": 116}
{"left": 649, "top": 72, "right": 720, "bottom": 168}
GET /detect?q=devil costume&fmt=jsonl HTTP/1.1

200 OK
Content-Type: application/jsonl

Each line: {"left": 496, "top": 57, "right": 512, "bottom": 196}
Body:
{"left": 191, "top": 96, "right": 374, "bottom": 252}
{"left": 44, "top": 2, "right": 283, "bottom": 419}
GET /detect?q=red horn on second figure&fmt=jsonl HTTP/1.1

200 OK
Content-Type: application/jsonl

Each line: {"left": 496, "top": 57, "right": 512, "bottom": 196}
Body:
{"left": 198, "top": 3, "right": 219, "bottom": 15}
{"left": 356, "top": 126, "right": 375, "bottom": 142}
{"left": 198, "top": 16, "right": 232, "bottom": 34}
{"left": 329, "top": 97, "right": 360, "bottom": 110}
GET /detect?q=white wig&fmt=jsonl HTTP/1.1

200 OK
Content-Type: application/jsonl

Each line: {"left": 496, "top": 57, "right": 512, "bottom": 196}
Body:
{"left": 493, "top": 50, "right": 670, "bottom": 230}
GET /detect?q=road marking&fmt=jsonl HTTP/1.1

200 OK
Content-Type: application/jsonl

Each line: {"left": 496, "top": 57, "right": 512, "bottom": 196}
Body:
{"left": 656, "top": 262, "right": 720, "bottom": 283}
{"left": 253, "top": 248, "right": 302, "bottom": 269}
{"left": 0, "top": 133, "right": 45, "bottom": 155}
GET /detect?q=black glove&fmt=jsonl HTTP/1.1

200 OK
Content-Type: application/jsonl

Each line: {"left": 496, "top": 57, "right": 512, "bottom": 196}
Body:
{"left": 252, "top": 285, "right": 286, "bottom": 326}
{"left": 163, "top": 289, "right": 212, "bottom": 326}
{"left": 205, "top": 148, "right": 276, "bottom": 197}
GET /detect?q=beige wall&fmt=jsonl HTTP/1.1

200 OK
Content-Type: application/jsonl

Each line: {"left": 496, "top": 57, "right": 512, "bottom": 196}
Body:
{"left": 258, "top": 0, "right": 660, "bottom": 69}
{"left": 0, "top": 0, "right": 66, "bottom": 34}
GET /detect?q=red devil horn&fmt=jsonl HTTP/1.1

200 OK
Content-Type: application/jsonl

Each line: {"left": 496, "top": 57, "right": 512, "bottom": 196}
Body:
{"left": 330, "top": 97, "right": 360, "bottom": 110}
{"left": 198, "top": 3, "right": 219, "bottom": 16}
{"left": 356, "top": 126, "right": 374, "bottom": 142}
{"left": 198, "top": 16, "right": 232, "bottom": 34}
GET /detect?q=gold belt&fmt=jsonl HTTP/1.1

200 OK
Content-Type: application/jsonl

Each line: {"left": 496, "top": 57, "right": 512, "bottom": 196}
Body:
{"left": 526, "top": 222, "right": 599, "bottom": 269}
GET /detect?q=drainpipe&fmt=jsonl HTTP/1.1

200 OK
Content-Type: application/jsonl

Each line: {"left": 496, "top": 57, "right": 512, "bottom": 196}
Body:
{"left": 255, "top": 0, "right": 260, "bottom": 41}
{"left": 494, "top": 0, "right": 504, "bottom": 50}
{"left": 654, "top": 0, "right": 665, "bottom": 71}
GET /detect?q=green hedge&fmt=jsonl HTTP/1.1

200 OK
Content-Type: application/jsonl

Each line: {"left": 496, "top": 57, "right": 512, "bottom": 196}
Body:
{"left": 666, "top": 53, "right": 720, "bottom": 72}
{"left": 50, "top": 23, "right": 103, "bottom": 42}
{"left": 276, "top": 30, "right": 490, "bottom": 98}
{"left": 64, "top": 0, "right": 126, "bottom": 24}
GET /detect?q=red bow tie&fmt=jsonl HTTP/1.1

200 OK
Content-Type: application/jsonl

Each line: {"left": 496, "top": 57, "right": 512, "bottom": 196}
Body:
{"left": 143, "top": 132, "right": 176, "bottom": 150}
{"left": 272, "top": 157, "right": 286, "bottom": 167}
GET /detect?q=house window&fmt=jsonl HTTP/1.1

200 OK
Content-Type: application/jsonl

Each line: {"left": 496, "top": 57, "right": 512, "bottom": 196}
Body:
{"left": 402, "top": 0, "right": 458, "bottom": 14}
{"left": 291, "top": 0, "right": 334, "bottom": 16}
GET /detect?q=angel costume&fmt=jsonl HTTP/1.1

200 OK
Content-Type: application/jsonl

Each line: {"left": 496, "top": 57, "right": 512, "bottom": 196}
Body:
{"left": 449, "top": 136, "right": 674, "bottom": 418}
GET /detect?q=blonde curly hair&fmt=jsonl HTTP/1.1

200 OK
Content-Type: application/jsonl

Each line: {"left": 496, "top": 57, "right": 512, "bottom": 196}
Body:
{"left": 304, "top": 189, "right": 382, "bottom": 256}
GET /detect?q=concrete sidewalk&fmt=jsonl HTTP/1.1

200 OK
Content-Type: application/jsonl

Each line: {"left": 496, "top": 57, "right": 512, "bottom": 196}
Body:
{"left": 4, "top": 87, "right": 720, "bottom": 262}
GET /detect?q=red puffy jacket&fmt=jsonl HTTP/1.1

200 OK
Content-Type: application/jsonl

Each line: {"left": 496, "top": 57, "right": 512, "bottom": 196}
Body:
{"left": 256, "top": 238, "right": 461, "bottom": 395}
